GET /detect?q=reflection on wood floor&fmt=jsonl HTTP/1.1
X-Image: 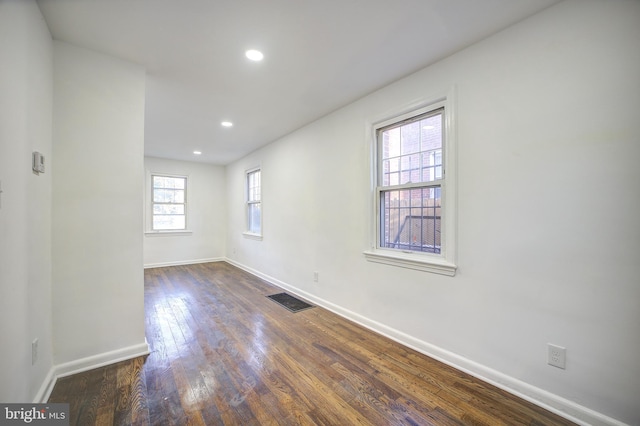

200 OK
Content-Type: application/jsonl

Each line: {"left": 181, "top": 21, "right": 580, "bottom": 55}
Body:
{"left": 49, "top": 262, "right": 576, "bottom": 425}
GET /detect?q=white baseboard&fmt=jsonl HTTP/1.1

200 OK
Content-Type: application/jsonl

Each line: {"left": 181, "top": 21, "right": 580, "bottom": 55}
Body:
{"left": 33, "top": 340, "right": 150, "bottom": 404}
{"left": 226, "top": 258, "right": 627, "bottom": 426}
{"left": 33, "top": 366, "right": 57, "bottom": 403}
{"left": 55, "top": 340, "right": 150, "bottom": 379}
{"left": 144, "top": 257, "right": 224, "bottom": 269}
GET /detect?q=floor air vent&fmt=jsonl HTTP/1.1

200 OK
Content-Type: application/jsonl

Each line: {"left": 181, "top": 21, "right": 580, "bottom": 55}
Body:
{"left": 267, "top": 293, "right": 314, "bottom": 313}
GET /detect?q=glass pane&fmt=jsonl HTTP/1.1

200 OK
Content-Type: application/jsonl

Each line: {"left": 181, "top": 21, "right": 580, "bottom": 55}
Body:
{"left": 173, "top": 177, "right": 185, "bottom": 189}
{"left": 401, "top": 120, "right": 420, "bottom": 155}
{"left": 248, "top": 203, "right": 261, "bottom": 234}
{"left": 383, "top": 158, "right": 400, "bottom": 186}
{"left": 381, "top": 109, "right": 443, "bottom": 186}
{"left": 153, "top": 189, "right": 167, "bottom": 203}
{"left": 153, "top": 215, "right": 185, "bottom": 230}
{"left": 420, "top": 114, "right": 442, "bottom": 152}
{"left": 421, "top": 150, "right": 442, "bottom": 182}
{"left": 153, "top": 204, "right": 185, "bottom": 215}
{"left": 382, "top": 127, "right": 400, "bottom": 159}
{"left": 153, "top": 176, "right": 185, "bottom": 189}
{"left": 173, "top": 189, "right": 185, "bottom": 203}
{"left": 248, "top": 170, "right": 261, "bottom": 202}
{"left": 380, "top": 187, "right": 441, "bottom": 253}
{"left": 399, "top": 153, "right": 420, "bottom": 185}
{"left": 155, "top": 189, "right": 183, "bottom": 203}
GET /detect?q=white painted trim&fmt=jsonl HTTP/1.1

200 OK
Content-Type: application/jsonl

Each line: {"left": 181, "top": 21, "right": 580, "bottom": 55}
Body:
{"left": 365, "top": 87, "right": 458, "bottom": 275}
{"left": 145, "top": 170, "right": 191, "bottom": 233}
{"left": 143, "top": 257, "right": 225, "bottom": 269}
{"left": 55, "top": 340, "right": 150, "bottom": 379}
{"left": 144, "top": 230, "right": 193, "bottom": 237}
{"left": 32, "top": 341, "right": 150, "bottom": 404}
{"left": 242, "top": 231, "right": 263, "bottom": 240}
{"left": 363, "top": 249, "right": 456, "bottom": 276}
{"left": 225, "top": 258, "right": 627, "bottom": 426}
{"left": 33, "top": 366, "right": 57, "bottom": 403}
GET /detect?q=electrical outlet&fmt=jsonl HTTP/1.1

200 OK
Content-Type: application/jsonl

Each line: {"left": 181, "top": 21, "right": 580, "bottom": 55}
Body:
{"left": 32, "top": 338, "right": 38, "bottom": 365}
{"left": 313, "top": 271, "right": 319, "bottom": 282}
{"left": 548, "top": 343, "right": 566, "bottom": 369}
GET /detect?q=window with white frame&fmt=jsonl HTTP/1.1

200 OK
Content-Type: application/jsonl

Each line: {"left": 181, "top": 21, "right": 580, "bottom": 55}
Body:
{"left": 246, "top": 168, "right": 261, "bottom": 235}
{"left": 365, "top": 96, "right": 457, "bottom": 276}
{"left": 379, "top": 108, "right": 443, "bottom": 253}
{"left": 152, "top": 175, "right": 187, "bottom": 231}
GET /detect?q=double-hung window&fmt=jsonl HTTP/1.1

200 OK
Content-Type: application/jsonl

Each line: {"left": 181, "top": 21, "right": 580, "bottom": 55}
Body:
{"left": 152, "top": 174, "right": 187, "bottom": 231}
{"left": 365, "top": 96, "right": 457, "bottom": 276}
{"left": 379, "top": 108, "right": 443, "bottom": 253}
{"left": 246, "top": 168, "right": 261, "bottom": 236}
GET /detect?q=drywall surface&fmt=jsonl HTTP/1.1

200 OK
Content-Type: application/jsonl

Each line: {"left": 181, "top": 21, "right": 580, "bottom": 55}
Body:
{"left": 226, "top": 1, "right": 640, "bottom": 424}
{"left": 52, "top": 41, "right": 147, "bottom": 364}
{"left": 0, "top": 0, "right": 54, "bottom": 402}
{"left": 143, "top": 157, "right": 227, "bottom": 267}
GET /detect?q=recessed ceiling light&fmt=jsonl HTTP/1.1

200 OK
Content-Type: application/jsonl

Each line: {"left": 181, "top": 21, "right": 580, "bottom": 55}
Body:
{"left": 221, "top": 121, "right": 233, "bottom": 127}
{"left": 245, "top": 49, "right": 264, "bottom": 62}
{"left": 193, "top": 151, "right": 202, "bottom": 155}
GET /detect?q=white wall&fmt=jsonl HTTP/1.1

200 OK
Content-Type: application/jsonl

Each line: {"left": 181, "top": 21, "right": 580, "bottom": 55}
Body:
{"left": 0, "top": 0, "right": 53, "bottom": 402}
{"left": 52, "top": 42, "right": 148, "bottom": 365}
{"left": 226, "top": 1, "right": 640, "bottom": 425}
{"left": 143, "top": 157, "right": 226, "bottom": 267}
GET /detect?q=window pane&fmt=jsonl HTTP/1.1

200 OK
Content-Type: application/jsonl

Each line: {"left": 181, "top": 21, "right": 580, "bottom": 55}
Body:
{"left": 383, "top": 158, "right": 401, "bottom": 186}
{"left": 383, "top": 127, "right": 400, "bottom": 159}
{"left": 153, "top": 215, "right": 185, "bottom": 230}
{"left": 248, "top": 170, "right": 261, "bottom": 202}
{"left": 173, "top": 189, "right": 185, "bottom": 203}
{"left": 173, "top": 178, "right": 185, "bottom": 189}
{"left": 153, "top": 204, "right": 185, "bottom": 215}
{"left": 421, "top": 150, "right": 442, "bottom": 182}
{"left": 381, "top": 109, "right": 443, "bottom": 187}
{"left": 380, "top": 187, "right": 441, "bottom": 253}
{"left": 399, "top": 153, "right": 420, "bottom": 185}
{"left": 153, "top": 176, "right": 185, "bottom": 190}
{"left": 420, "top": 114, "right": 442, "bottom": 152}
{"left": 401, "top": 120, "right": 420, "bottom": 155}
{"left": 155, "top": 189, "right": 185, "bottom": 203}
{"left": 248, "top": 203, "right": 261, "bottom": 234}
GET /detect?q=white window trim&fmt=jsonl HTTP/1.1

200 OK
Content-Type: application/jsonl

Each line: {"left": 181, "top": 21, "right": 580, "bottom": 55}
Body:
{"left": 243, "top": 166, "right": 263, "bottom": 240}
{"left": 363, "top": 88, "right": 458, "bottom": 276}
{"left": 144, "top": 171, "right": 192, "bottom": 235}
{"left": 242, "top": 231, "right": 263, "bottom": 240}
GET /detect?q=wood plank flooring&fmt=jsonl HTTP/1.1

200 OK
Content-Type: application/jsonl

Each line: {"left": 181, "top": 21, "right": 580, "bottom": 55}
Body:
{"left": 49, "top": 262, "right": 576, "bottom": 425}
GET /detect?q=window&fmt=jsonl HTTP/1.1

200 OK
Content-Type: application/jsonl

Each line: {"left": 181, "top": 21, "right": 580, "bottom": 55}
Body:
{"left": 246, "top": 168, "right": 261, "bottom": 235}
{"left": 379, "top": 108, "right": 443, "bottom": 253}
{"left": 365, "top": 95, "right": 457, "bottom": 276}
{"left": 152, "top": 175, "right": 187, "bottom": 231}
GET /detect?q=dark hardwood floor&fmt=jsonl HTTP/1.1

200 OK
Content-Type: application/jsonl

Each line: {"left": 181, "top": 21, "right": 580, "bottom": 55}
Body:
{"left": 49, "top": 262, "right": 576, "bottom": 425}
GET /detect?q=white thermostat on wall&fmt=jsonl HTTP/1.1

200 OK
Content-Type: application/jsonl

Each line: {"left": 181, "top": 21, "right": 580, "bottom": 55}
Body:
{"left": 32, "top": 151, "right": 45, "bottom": 174}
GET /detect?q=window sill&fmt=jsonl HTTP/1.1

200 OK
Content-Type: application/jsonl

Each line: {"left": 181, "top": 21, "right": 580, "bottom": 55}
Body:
{"left": 363, "top": 249, "right": 456, "bottom": 276}
{"left": 242, "top": 232, "right": 263, "bottom": 241}
{"left": 145, "top": 230, "right": 193, "bottom": 237}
